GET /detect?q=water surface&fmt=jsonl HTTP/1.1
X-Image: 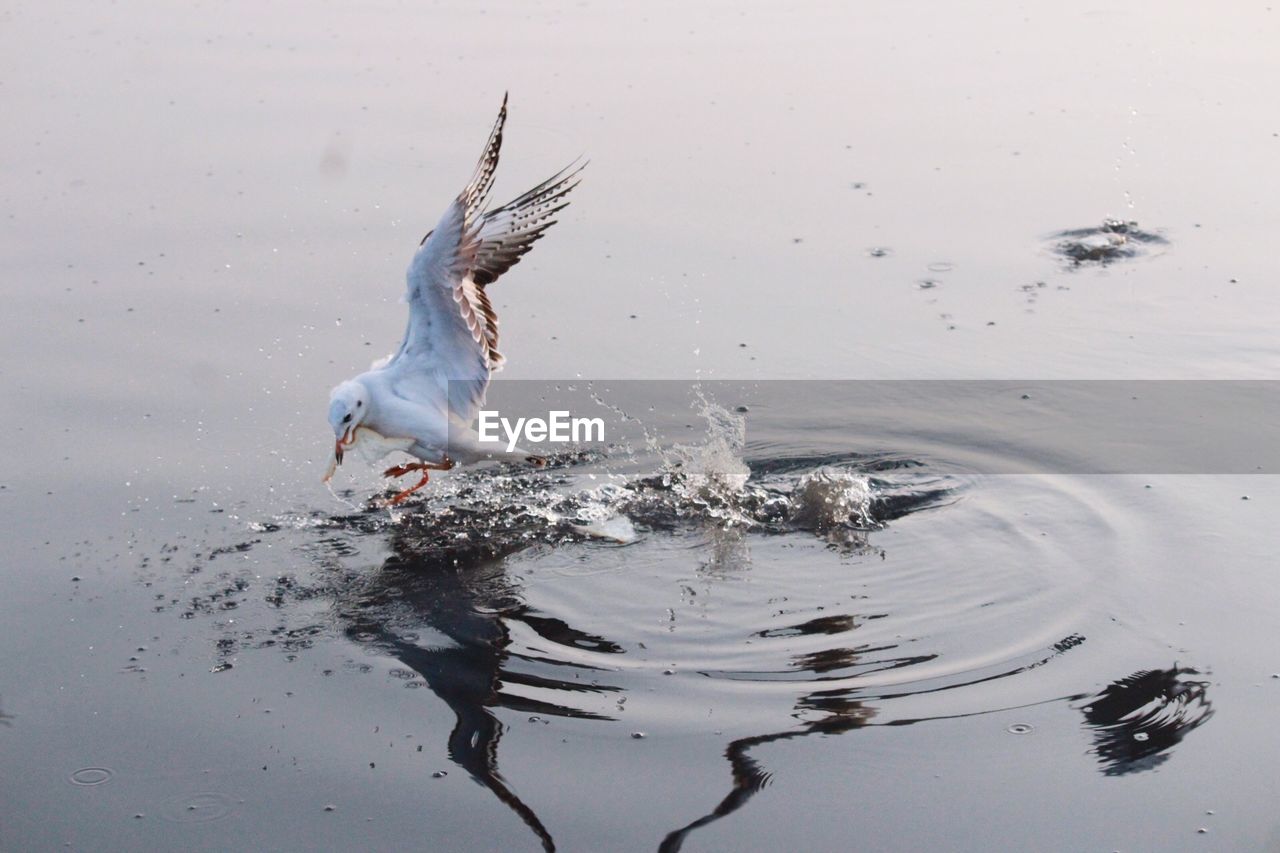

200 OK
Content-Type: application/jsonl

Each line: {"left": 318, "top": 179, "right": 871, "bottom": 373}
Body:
{"left": 3, "top": 2, "right": 1280, "bottom": 851}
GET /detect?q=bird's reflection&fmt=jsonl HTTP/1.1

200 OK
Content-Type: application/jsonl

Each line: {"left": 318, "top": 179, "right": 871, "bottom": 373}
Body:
{"left": 300, "top": 505, "right": 1213, "bottom": 852}
{"left": 329, "top": 521, "right": 624, "bottom": 853}
{"left": 1078, "top": 665, "right": 1213, "bottom": 776}
{"left": 661, "top": 651, "right": 1215, "bottom": 851}
{"left": 659, "top": 691, "right": 876, "bottom": 853}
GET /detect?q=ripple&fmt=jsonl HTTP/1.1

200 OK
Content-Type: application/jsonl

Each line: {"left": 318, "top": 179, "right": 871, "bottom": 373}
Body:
{"left": 200, "top": 393, "right": 1121, "bottom": 724}
{"left": 159, "top": 791, "right": 237, "bottom": 823}
{"left": 1079, "top": 666, "right": 1213, "bottom": 775}
{"left": 69, "top": 767, "right": 113, "bottom": 786}
{"left": 167, "top": 384, "right": 1194, "bottom": 852}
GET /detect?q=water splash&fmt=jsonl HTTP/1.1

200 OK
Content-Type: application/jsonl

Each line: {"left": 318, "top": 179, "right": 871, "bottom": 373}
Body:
{"left": 788, "top": 467, "right": 875, "bottom": 531}
{"left": 284, "top": 396, "right": 954, "bottom": 560}
{"left": 1050, "top": 219, "right": 1167, "bottom": 266}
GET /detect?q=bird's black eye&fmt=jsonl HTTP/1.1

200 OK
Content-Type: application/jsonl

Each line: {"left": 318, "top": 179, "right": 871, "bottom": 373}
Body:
{"left": 356, "top": 400, "right": 362, "bottom": 408}
{"left": 342, "top": 414, "right": 352, "bottom": 423}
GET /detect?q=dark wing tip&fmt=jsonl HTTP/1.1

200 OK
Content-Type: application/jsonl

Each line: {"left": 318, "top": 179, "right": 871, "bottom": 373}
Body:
{"left": 462, "top": 95, "right": 510, "bottom": 217}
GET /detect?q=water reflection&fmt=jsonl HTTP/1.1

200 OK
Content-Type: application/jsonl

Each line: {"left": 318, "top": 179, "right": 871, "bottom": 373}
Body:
{"left": 231, "top": 447, "right": 1214, "bottom": 850}
{"left": 328, "top": 523, "right": 625, "bottom": 852}
{"left": 251, "top": 505, "right": 1219, "bottom": 852}
{"left": 659, "top": 693, "right": 877, "bottom": 853}
{"left": 1078, "top": 666, "right": 1213, "bottom": 776}
{"left": 661, "top": 658, "right": 1214, "bottom": 850}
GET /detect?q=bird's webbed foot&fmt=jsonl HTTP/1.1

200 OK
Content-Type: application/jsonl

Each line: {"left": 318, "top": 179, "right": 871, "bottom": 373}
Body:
{"left": 378, "top": 457, "right": 455, "bottom": 506}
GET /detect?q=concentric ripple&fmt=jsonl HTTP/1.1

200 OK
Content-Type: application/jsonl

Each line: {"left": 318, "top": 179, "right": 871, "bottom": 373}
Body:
{"left": 165, "top": 390, "right": 1211, "bottom": 851}
{"left": 69, "top": 767, "right": 113, "bottom": 786}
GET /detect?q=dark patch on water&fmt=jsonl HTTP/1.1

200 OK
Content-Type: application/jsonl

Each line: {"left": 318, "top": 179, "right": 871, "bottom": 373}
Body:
{"left": 1050, "top": 219, "right": 1167, "bottom": 266}
{"left": 1079, "top": 665, "right": 1213, "bottom": 775}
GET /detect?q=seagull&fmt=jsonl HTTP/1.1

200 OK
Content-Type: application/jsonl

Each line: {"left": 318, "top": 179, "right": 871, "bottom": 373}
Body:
{"left": 323, "top": 94, "right": 582, "bottom": 504}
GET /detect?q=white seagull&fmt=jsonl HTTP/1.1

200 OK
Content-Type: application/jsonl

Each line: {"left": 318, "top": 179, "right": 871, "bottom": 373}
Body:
{"left": 323, "top": 95, "right": 582, "bottom": 504}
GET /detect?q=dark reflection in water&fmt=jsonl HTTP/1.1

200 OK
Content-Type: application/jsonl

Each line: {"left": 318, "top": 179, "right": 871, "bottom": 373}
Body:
{"left": 207, "top": 453, "right": 1212, "bottom": 850}
{"left": 658, "top": 693, "right": 876, "bottom": 853}
{"left": 239, "top": 512, "right": 1218, "bottom": 852}
{"left": 1078, "top": 666, "right": 1213, "bottom": 776}
{"left": 659, "top": 634, "right": 1081, "bottom": 852}
{"left": 661, "top": 658, "right": 1215, "bottom": 851}
{"left": 328, "top": 525, "right": 625, "bottom": 852}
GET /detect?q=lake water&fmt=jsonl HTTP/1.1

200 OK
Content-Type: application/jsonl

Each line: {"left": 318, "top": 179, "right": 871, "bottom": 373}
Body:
{"left": 4, "top": 2, "right": 1280, "bottom": 850}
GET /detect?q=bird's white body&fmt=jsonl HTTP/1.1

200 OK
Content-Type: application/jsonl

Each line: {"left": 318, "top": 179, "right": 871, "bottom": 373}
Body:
{"left": 323, "top": 95, "right": 580, "bottom": 499}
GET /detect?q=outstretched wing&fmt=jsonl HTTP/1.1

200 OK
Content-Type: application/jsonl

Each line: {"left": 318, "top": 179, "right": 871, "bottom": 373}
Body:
{"left": 472, "top": 160, "right": 584, "bottom": 286}
{"left": 383, "top": 95, "right": 581, "bottom": 425}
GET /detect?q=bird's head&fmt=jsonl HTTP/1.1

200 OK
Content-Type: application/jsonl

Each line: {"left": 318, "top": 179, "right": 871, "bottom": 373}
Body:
{"left": 327, "top": 380, "right": 369, "bottom": 464}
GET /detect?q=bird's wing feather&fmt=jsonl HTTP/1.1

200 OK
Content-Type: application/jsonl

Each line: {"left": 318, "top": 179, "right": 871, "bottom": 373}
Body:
{"left": 382, "top": 95, "right": 582, "bottom": 425}
{"left": 386, "top": 195, "right": 494, "bottom": 423}
{"left": 471, "top": 161, "right": 585, "bottom": 286}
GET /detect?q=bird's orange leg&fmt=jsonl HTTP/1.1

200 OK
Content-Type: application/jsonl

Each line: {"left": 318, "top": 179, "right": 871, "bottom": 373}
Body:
{"left": 380, "top": 457, "right": 455, "bottom": 506}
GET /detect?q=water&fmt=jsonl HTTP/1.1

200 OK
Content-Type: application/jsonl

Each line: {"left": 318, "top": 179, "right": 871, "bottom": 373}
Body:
{"left": 4, "top": 2, "right": 1280, "bottom": 851}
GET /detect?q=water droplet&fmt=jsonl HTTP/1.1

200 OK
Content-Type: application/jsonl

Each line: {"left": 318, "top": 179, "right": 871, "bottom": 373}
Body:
{"left": 1006, "top": 723, "right": 1033, "bottom": 735}
{"left": 631, "top": 731, "right": 647, "bottom": 739}
{"left": 1133, "top": 731, "right": 1150, "bottom": 742}
{"left": 432, "top": 771, "right": 447, "bottom": 779}
{"left": 323, "top": 804, "right": 337, "bottom": 812}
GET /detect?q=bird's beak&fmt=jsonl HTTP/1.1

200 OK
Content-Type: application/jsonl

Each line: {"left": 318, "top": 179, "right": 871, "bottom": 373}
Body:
{"left": 334, "top": 426, "right": 356, "bottom": 465}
